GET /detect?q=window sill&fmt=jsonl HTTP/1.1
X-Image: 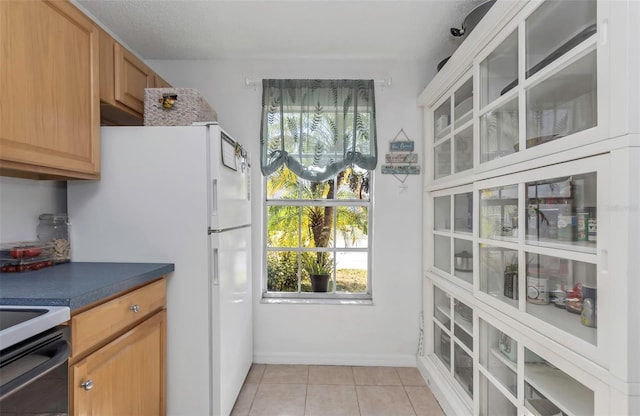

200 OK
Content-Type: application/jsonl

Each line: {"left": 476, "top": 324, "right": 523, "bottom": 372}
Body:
{"left": 260, "top": 297, "right": 373, "bottom": 306}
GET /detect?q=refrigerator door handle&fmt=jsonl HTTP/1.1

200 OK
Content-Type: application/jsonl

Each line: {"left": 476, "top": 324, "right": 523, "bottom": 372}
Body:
{"left": 212, "top": 179, "right": 218, "bottom": 215}
{"left": 212, "top": 248, "right": 219, "bottom": 286}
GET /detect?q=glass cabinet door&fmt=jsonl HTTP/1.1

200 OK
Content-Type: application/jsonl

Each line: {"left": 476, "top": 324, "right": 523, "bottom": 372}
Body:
{"left": 476, "top": 156, "right": 604, "bottom": 358}
{"left": 479, "top": 244, "right": 518, "bottom": 307}
{"left": 480, "top": 184, "right": 519, "bottom": 241}
{"left": 524, "top": 349, "right": 594, "bottom": 416}
{"left": 432, "top": 189, "right": 474, "bottom": 286}
{"left": 479, "top": 318, "right": 595, "bottom": 416}
{"left": 480, "top": 30, "right": 518, "bottom": 107}
{"left": 434, "top": 98, "right": 452, "bottom": 141}
{"left": 479, "top": 320, "right": 517, "bottom": 399}
{"left": 434, "top": 98, "right": 452, "bottom": 180}
{"left": 433, "top": 76, "right": 474, "bottom": 180}
{"left": 526, "top": 172, "right": 597, "bottom": 253}
{"left": 433, "top": 286, "right": 452, "bottom": 368}
{"left": 525, "top": 0, "right": 597, "bottom": 149}
{"left": 454, "top": 78, "right": 474, "bottom": 174}
{"left": 432, "top": 285, "right": 474, "bottom": 401}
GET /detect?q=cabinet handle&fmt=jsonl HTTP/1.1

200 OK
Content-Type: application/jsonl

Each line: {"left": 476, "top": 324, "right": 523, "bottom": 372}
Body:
{"left": 130, "top": 304, "right": 140, "bottom": 313}
{"left": 80, "top": 379, "right": 94, "bottom": 391}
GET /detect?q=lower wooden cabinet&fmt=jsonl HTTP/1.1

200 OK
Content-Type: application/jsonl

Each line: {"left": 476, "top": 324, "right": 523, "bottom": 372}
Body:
{"left": 71, "top": 311, "right": 165, "bottom": 416}
{"left": 69, "top": 279, "right": 167, "bottom": 416}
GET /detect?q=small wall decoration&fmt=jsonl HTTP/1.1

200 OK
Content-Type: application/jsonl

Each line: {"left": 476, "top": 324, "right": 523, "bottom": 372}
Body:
{"left": 382, "top": 128, "right": 420, "bottom": 188}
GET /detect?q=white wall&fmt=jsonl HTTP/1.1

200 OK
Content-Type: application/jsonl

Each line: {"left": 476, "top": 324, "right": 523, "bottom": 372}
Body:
{"left": 149, "top": 57, "right": 432, "bottom": 366}
{"left": 0, "top": 177, "right": 67, "bottom": 242}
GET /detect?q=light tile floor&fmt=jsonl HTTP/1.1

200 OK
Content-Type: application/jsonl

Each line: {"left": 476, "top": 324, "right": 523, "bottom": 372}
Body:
{"left": 231, "top": 364, "right": 445, "bottom": 416}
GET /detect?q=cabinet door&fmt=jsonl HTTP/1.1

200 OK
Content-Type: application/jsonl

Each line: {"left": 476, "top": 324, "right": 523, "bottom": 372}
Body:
{"left": 476, "top": 155, "right": 606, "bottom": 364}
{"left": 71, "top": 310, "right": 166, "bottom": 416}
{"left": 154, "top": 74, "right": 172, "bottom": 88}
{"left": 114, "top": 43, "right": 152, "bottom": 115}
{"left": 431, "top": 186, "right": 474, "bottom": 288}
{"left": 98, "top": 27, "right": 116, "bottom": 106}
{"left": 0, "top": 0, "right": 100, "bottom": 179}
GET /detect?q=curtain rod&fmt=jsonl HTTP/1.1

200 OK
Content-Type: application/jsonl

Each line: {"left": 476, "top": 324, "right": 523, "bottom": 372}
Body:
{"left": 244, "top": 77, "right": 392, "bottom": 90}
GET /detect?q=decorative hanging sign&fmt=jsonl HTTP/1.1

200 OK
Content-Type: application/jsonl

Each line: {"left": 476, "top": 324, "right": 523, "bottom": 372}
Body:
{"left": 382, "top": 128, "right": 421, "bottom": 187}
{"left": 385, "top": 153, "right": 418, "bottom": 164}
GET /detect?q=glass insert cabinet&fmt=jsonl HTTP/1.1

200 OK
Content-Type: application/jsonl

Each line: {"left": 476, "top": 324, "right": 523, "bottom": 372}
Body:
{"left": 430, "top": 0, "right": 603, "bottom": 183}
{"left": 417, "top": 0, "right": 640, "bottom": 413}
{"left": 475, "top": 155, "right": 606, "bottom": 360}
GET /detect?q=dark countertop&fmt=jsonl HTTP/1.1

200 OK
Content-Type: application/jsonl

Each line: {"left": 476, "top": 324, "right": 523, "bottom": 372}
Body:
{"left": 0, "top": 262, "right": 174, "bottom": 311}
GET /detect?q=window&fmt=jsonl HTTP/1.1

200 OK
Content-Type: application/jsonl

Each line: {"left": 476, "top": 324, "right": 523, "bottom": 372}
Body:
{"left": 264, "top": 165, "right": 372, "bottom": 298}
{"left": 260, "top": 79, "right": 377, "bottom": 299}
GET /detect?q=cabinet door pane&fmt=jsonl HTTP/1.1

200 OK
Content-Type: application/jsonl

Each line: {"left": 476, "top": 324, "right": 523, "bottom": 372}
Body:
{"left": 524, "top": 349, "right": 594, "bottom": 416}
{"left": 526, "top": 252, "right": 597, "bottom": 344}
{"left": 454, "top": 299, "right": 473, "bottom": 350}
{"left": 434, "top": 235, "right": 451, "bottom": 273}
{"left": 480, "top": 320, "right": 517, "bottom": 396}
{"left": 480, "top": 98, "right": 519, "bottom": 163}
{"left": 480, "top": 31, "right": 518, "bottom": 107}
{"left": 454, "top": 192, "right": 473, "bottom": 234}
{"left": 480, "top": 185, "right": 519, "bottom": 240}
{"left": 434, "top": 323, "right": 451, "bottom": 369}
{"left": 480, "top": 244, "right": 518, "bottom": 306}
{"left": 435, "top": 140, "right": 452, "bottom": 179}
{"left": 454, "top": 78, "right": 473, "bottom": 126}
{"left": 526, "top": 0, "right": 596, "bottom": 78}
{"left": 454, "top": 126, "right": 473, "bottom": 173}
{"left": 454, "top": 344, "right": 473, "bottom": 398}
{"left": 434, "top": 196, "right": 451, "bottom": 231}
{"left": 453, "top": 239, "right": 473, "bottom": 284}
{"left": 434, "top": 98, "right": 451, "bottom": 140}
{"left": 526, "top": 51, "right": 597, "bottom": 148}
{"left": 526, "top": 172, "right": 597, "bottom": 252}
{"left": 480, "top": 373, "right": 517, "bottom": 416}
{"left": 434, "top": 286, "right": 451, "bottom": 327}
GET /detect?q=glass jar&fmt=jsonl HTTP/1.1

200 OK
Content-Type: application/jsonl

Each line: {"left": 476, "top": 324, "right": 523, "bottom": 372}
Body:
{"left": 37, "top": 213, "right": 71, "bottom": 263}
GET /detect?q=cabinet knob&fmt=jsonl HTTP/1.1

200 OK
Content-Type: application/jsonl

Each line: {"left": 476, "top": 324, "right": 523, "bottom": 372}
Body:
{"left": 80, "top": 379, "right": 94, "bottom": 391}
{"left": 130, "top": 304, "right": 140, "bottom": 313}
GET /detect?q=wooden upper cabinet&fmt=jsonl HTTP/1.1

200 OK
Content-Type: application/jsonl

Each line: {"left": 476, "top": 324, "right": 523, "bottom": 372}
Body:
{"left": 114, "top": 43, "right": 152, "bottom": 115}
{"left": 0, "top": 0, "right": 100, "bottom": 179}
{"left": 98, "top": 28, "right": 171, "bottom": 126}
{"left": 154, "top": 74, "right": 172, "bottom": 88}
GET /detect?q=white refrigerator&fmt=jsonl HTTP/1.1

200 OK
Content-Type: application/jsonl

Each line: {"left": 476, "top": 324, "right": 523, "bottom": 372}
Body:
{"left": 67, "top": 123, "right": 252, "bottom": 416}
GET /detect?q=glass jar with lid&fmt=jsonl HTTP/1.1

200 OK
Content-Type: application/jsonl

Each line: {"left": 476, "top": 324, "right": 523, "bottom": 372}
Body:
{"left": 37, "top": 213, "right": 71, "bottom": 263}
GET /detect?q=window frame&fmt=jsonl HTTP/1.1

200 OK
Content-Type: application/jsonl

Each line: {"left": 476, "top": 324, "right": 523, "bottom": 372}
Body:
{"left": 262, "top": 170, "right": 374, "bottom": 300}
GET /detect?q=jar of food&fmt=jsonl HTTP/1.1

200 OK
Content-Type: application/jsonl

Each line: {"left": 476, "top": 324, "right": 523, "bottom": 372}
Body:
{"left": 37, "top": 213, "right": 71, "bottom": 263}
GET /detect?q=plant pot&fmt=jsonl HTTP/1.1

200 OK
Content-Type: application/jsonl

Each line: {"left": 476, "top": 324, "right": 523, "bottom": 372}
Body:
{"left": 310, "top": 274, "right": 330, "bottom": 292}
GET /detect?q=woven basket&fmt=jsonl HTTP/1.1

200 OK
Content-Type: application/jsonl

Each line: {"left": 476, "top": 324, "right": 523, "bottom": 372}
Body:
{"left": 144, "top": 88, "right": 218, "bottom": 126}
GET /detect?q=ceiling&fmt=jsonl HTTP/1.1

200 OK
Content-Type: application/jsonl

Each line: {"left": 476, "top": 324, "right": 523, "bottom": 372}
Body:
{"left": 75, "top": 0, "right": 486, "bottom": 62}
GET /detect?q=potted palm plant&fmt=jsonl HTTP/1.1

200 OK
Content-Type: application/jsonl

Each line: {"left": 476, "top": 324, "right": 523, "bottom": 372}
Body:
{"left": 302, "top": 253, "right": 333, "bottom": 292}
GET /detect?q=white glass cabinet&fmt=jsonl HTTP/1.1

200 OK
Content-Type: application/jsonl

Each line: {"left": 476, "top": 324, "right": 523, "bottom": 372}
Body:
{"left": 419, "top": 0, "right": 639, "bottom": 414}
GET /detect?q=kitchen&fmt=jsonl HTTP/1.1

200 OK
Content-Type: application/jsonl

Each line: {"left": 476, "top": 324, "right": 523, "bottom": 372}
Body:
{"left": 1, "top": 0, "right": 639, "bottom": 415}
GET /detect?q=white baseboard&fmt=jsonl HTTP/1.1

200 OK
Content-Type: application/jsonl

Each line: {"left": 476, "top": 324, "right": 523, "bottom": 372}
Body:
{"left": 253, "top": 352, "right": 418, "bottom": 367}
{"left": 417, "top": 355, "right": 472, "bottom": 416}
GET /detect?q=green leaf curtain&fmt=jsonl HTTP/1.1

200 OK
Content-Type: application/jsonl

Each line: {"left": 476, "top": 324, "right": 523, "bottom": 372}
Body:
{"left": 260, "top": 79, "right": 377, "bottom": 182}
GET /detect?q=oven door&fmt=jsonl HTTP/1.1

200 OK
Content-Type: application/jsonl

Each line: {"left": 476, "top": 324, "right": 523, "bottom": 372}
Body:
{"left": 0, "top": 326, "right": 70, "bottom": 414}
